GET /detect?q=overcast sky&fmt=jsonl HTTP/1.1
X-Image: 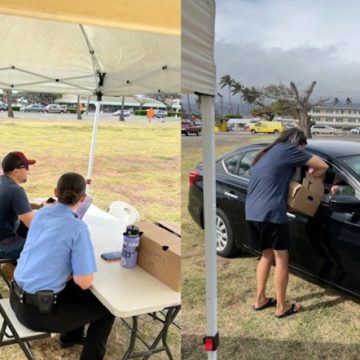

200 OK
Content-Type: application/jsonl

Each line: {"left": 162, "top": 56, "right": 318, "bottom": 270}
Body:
{"left": 215, "top": 0, "right": 360, "bottom": 102}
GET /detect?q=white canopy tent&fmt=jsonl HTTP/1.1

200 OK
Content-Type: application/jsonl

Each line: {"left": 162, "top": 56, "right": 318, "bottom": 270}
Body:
{"left": 0, "top": 0, "right": 218, "bottom": 358}
{"left": 183, "top": 1, "right": 218, "bottom": 358}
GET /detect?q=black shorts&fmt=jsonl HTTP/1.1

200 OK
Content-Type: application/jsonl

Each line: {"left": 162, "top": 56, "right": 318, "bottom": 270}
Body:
{"left": 247, "top": 221, "right": 289, "bottom": 251}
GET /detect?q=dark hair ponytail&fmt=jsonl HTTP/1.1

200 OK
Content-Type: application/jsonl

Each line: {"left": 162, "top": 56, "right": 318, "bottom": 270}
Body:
{"left": 252, "top": 127, "right": 307, "bottom": 165}
{"left": 57, "top": 172, "right": 86, "bottom": 205}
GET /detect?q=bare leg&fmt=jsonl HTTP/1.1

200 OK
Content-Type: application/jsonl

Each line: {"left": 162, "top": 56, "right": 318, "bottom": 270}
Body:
{"left": 274, "top": 250, "right": 302, "bottom": 315}
{"left": 255, "top": 249, "right": 274, "bottom": 308}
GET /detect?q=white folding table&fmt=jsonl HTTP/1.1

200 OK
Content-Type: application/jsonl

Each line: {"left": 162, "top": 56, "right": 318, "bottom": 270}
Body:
{"left": 83, "top": 205, "right": 181, "bottom": 359}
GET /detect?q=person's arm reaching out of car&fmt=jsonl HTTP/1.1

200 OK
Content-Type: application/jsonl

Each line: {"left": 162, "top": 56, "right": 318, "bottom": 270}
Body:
{"left": 306, "top": 155, "right": 328, "bottom": 177}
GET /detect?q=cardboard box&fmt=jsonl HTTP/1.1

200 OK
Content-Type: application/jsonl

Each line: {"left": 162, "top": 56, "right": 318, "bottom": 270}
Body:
{"left": 288, "top": 173, "right": 324, "bottom": 216}
{"left": 137, "top": 221, "right": 181, "bottom": 292}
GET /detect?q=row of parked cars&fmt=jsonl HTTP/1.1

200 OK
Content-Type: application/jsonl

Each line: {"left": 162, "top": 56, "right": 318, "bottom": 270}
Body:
{"left": 243, "top": 121, "right": 360, "bottom": 136}
{"left": 0, "top": 103, "right": 68, "bottom": 113}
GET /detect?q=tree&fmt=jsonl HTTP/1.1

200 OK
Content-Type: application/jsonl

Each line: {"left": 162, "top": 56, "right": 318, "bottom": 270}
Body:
{"left": 333, "top": 97, "right": 339, "bottom": 105}
{"left": 262, "top": 81, "right": 327, "bottom": 138}
{"left": 77, "top": 94, "right": 82, "bottom": 120}
{"left": 5, "top": 90, "right": 14, "bottom": 118}
{"left": 151, "top": 93, "right": 180, "bottom": 111}
{"left": 118, "top": 96, "right": 125, "bottom": 121}
{"left": 219, "top": 75, "right": 234, "bottom": 114}
{"left": 251, "top": 104, "right": 275, "bottom": 121}
{"left": 133, "top": 95, "right": 145, "bottom": 110}
{"left": 230, "top": 80, "right": 243, "bottom": 115}
{"left": 346, "top": 97, "right": 352, "bottom": 106}
{"left": 241, "top": 86, "right": 263, "bottom": 115}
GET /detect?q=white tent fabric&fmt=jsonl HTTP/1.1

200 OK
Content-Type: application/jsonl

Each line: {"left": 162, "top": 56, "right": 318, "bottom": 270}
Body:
{"left": 182, "top": 0, "right": 216, "bottom": 95}
{"left": 0, "top": 15, "right": 180, "bottom": 95}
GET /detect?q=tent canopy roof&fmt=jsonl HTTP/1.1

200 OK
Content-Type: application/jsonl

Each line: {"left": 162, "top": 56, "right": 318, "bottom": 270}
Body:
{"left": 0, "top": 0, "right": 180, "bottom": 35}
{"left": 0, "top": 0, "right": 181, "bottom": 96}
{"left": 0, "top": 0, "right": 216, "bottom": 97}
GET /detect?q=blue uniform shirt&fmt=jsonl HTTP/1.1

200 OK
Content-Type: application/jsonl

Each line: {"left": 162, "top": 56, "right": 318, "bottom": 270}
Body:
{"left": 245, "top": 143, "right": 312, "bottom": 224}
{"left": 0, "top": 175, "right": 31, "bottom": 240}
{"left": 14, "top": 203, "right": 97, "bottom": 294}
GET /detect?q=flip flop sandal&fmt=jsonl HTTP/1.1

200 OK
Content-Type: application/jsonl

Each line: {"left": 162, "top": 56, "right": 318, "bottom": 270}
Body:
{"left": 275, "top": 303, "right": 302, "bottom": 319}
{"left": 253, "top": 297, "right": 277, "bottom": 311}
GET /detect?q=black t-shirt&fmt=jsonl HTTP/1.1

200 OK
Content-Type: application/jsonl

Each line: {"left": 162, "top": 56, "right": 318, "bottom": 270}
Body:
{"left": 0, "top": 175, "right": 31, "bottom": 240}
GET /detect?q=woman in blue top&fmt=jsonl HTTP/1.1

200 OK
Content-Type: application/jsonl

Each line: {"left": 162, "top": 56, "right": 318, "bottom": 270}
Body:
{"left": 245, "top": 128, "right": 328, "bottom": 318}
{"left": 11, "top": 172, "right": 114, "bottom": 360}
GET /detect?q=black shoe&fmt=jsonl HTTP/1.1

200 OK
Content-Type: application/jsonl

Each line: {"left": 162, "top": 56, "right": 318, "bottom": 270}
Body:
{"left": 59, "top": 334, "right": 86, "bottom": 348}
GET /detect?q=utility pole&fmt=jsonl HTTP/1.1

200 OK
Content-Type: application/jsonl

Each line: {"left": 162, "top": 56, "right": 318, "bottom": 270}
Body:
{"left": 217, "top": 93, "right": 223, "bottom": 116}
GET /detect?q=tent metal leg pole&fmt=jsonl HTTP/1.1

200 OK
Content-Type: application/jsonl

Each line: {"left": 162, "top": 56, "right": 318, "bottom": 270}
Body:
{"left": 200, "top": 95, "right": 218, "bottom": 359}
{"left": 86, "top": 100, "right": 101, "bottom": 190}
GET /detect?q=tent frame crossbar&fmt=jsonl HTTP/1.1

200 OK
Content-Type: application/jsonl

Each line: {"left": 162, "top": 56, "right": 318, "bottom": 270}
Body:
{"left": 0, "top": 67, "right": 95, "bottom": 92}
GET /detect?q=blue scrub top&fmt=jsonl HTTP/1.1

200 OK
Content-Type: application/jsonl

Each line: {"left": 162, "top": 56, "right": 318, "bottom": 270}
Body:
{"left": 245, "top": 142, "right": 312, "bottom": 224}
{"left": 14, "top": 203, "right": 97, "bottom": 294}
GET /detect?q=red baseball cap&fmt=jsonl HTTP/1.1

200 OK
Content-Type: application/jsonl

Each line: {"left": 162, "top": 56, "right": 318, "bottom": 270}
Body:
{"left": 2, "top": 151, "right": 36, "bottom": 172}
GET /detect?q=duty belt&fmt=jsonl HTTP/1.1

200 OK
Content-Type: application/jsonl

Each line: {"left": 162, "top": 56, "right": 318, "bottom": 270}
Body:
{"left": 11, "top": 280, "right": 58, "bottom": 307}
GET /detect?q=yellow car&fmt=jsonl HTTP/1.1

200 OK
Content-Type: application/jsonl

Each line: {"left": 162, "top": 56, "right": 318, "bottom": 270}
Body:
{"left": 247, "top": 121, "right": 285, "bottom": 134}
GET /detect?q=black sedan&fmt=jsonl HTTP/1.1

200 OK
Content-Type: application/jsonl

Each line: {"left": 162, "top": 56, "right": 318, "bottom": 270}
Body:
{"left": 188, "top": 140, "right": 360, "bottom": 298}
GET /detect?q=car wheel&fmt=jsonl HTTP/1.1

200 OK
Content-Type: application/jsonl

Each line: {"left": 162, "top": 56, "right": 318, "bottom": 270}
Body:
{"left": 274, "top": 130, "right": 279, "bottom": 134}
{"left": 216, "top": 209, "right": 239, "bottom": 257}
{"left": 251, "top": 130, "right": 256, "bottom": 134}
{"left": 185, "top": 131, "right": 189, "bottom": 136}
{"left": 196, "top": 131, "right": 200, "bottom": 136}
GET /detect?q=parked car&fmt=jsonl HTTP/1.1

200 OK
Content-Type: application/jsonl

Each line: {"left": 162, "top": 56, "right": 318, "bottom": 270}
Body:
{"left": 24, "top": 104, "right": 45, "bottom": 113}
{"left": 181, "top": 121, "right": 202, "bottom": 136}
{"left": 350, "top": 127, "right": 360, "bottom": 135}
{"left": 45, "top": 104, "right": 67, "bottom": 113}
{"left": 0, "top": 103, "right": 8, "bottom": 111}
{"left": 311, "top": 125, "right": 342, "bottom": 135}
{"left": 155, "top": 110, "right": 168, "bottom": 118}
{"left": 188, "top": 139, "right": 360, "bottom": 298}
{"left": 113, "top": 109, "right": 131, "bottom": 117}
{"left": 246, "top": 121, "right": 285, "bottom": 134}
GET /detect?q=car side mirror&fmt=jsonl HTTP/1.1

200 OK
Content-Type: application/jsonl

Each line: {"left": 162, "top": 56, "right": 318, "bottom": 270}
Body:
{"left": 329, "top": 195, "right": 360, "bottom": 213}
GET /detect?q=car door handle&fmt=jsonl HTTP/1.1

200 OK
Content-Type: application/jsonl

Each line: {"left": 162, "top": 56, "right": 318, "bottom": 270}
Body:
{"left": 287, "top": 212, "right": 296, "bottom": 219}
{"left": 224, "top": 191, "right": 238, "bottom": 199}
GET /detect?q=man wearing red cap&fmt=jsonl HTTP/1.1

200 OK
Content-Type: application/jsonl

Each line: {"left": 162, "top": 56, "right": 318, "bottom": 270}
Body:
{"left": 0, "top": 151, "right": 37, "bottom": 259}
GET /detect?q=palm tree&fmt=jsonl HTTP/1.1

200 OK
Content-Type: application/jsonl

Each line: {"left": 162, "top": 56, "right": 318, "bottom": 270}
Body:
{"left": 219, "top": 75, "right": 234, "bottom": 114}
{"left": 243, "top": 86, "right": 262, "bottom": 114}
{"left": 346, "top": 97, "right": 352, "bottom": 106}
{"left": 230, "top": 80, "right": 243, "bottom": 115}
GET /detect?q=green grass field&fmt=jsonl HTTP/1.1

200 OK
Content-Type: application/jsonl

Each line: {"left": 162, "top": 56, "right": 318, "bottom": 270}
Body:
{"left": 182, "top": 134, "right": 360, "bottom": 360}
{"left": 0, "top": 117, "right": 180, "bottom": 359}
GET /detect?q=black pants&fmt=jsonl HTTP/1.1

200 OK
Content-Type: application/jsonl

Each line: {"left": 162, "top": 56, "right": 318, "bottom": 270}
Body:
{"left": 10, "top": 280, "right": 115, "bottom": 360}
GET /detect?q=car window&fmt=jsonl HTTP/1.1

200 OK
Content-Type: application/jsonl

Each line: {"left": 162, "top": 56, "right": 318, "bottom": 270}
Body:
{"left": 238, "top": 151, "right": 258, "bottom": 178}
{"left": 223, "top": 153, "right": 243, "bottom": 175}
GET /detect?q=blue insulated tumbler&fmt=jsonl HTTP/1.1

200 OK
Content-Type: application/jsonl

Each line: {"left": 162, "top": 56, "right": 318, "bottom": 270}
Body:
{"left": 121, "top": 225, "right": 142, "bottom": 268}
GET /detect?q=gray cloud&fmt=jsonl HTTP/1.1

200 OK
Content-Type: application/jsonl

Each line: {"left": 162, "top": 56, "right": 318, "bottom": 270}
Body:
{"left": 215, "top": 0, "right": 360, "bottom": 102}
